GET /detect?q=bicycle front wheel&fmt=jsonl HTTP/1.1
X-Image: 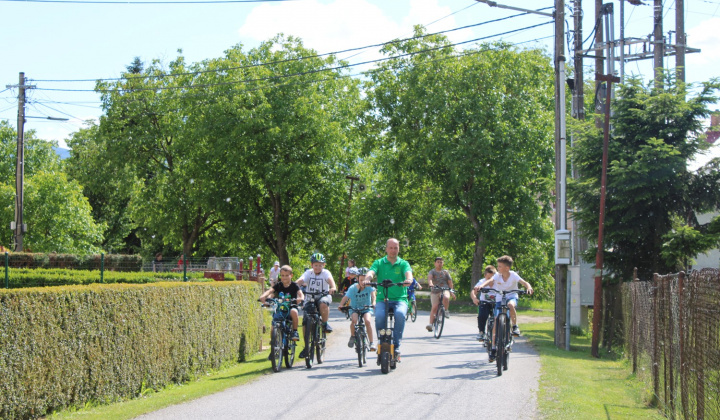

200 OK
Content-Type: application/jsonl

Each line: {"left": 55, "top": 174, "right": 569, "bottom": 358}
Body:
{"left": 355, "top": 333, "right": 363, "bottom": 367}
{"left": 410, "top": 300, "right": 417, "bottom": 322}
{"left": 496, "top": 315, "right": 506, "bottom": 376}
{"left": 305, "top": 318, "right": 315, "bottom": 369}
{"left": 380, "top": 351, "right": 390, "bottom": 374}
{"left": 270, "top": 325, "right": 282, "bottom": 373}
{"left": 316, "top": 324, "right": 326, "bottom": 364}
{"left": 434, "top": 307, "right": 445, "bottom": 339}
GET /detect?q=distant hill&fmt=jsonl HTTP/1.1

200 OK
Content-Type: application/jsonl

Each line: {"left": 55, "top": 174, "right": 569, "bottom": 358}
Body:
{"left": 53, "top": 146, "right": 70, "bottom": 160}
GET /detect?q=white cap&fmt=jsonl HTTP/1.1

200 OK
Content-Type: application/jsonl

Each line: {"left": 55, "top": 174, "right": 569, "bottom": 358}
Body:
{"left": 274, "top": 261, "right": 280, "bottom": 266}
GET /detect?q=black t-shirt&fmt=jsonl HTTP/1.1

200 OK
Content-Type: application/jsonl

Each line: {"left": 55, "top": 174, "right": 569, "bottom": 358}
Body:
{"left": 272, "top": 281, "right": 301, "bottom": 300}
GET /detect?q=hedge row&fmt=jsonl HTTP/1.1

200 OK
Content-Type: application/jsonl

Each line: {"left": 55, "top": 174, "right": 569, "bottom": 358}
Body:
{"left": 0, "top": 281, "right": 263, "bottom": 419}
{"left": 3, "top": 253, "right": 142, "bottom": 271}
{"left": 1, "top": 268, "right": 216, "bottom": 288}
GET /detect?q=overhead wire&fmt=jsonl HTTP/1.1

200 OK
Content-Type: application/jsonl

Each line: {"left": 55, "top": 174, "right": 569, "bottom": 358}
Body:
{"left": 2, "top": 0, "right": 296, "bottom": 4}
{"left": 33, "top": 9, "right": 554, "bottom": 84}
{"left": 33, "top": 20, "right": 555, "bottom": 93}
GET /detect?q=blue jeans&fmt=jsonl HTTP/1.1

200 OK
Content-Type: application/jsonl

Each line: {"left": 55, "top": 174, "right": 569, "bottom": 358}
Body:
{"left": 374, "top": 300, "right": 408, "bottom": 350}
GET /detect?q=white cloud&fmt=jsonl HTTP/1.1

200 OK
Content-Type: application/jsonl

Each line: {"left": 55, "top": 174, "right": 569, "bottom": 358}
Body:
{"left": 686, "top": 17, "right": 720, "bottom": 66}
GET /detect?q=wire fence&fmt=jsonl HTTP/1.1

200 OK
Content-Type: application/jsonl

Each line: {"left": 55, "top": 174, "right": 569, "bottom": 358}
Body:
{"left": 622, "top": 268, "right": 720, "bottom": 420}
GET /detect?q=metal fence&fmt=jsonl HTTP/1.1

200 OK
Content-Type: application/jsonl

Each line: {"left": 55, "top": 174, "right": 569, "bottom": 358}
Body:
{"left": 622, "top": 268, "right": 720, "bottom": 419}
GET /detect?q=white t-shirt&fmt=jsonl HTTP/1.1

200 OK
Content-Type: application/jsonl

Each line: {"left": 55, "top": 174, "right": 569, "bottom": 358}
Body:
{"left": 269, "top": 267, "right": 281, "bottom": 282}
{"left": 473, "top": 279, "right": 496, "bottom": 303}
{"left": 491, "top": 270, "right": 524, "bottom": 302}
{"left": 299, "top": 268, "right": 333, "bottom": 294}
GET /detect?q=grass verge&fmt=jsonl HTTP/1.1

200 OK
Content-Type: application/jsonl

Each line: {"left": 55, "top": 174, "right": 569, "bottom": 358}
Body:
{"left": 49, "top": 312, "right": 274, "bottom": 420}
{"left": 523, "top": 322, "right": 663, "bottom": 420}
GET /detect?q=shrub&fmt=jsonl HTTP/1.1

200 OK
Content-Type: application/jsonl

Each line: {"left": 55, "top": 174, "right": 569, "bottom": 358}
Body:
{"left": 3, "top": 253, "right": 143, "bottom": 271}
{"left": 0, "top": 281, "right": 263, "bottom": 419}
{"left": 2, "top": 268, "right": 209, "bottom": 288}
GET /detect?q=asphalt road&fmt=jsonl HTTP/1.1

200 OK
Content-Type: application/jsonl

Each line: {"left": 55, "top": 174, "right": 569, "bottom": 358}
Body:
{"left": 137, "top": 303, "right": 541, "bottom": 420}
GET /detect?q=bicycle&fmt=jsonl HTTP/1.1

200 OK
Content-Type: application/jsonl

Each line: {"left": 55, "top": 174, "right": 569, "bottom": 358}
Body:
{"left": 481, "top": 288, "right": 527, "bottom": 376}
{"left": 370, "top": 279, "right": 406, "bottom": 374}
{"left": 302, "top": 291, "right": 329, "bottom": 369}
{"left": 352, "top": 305, "right": 373, "bottom": 367}
{"left": 431, "top": 286, "right": 455, "bottom": 339}
{"left": 405, "top": 282, "right": 418, "bottom": 323}
{"left": 260, "top": 296, "right": 298, "bottom": 373}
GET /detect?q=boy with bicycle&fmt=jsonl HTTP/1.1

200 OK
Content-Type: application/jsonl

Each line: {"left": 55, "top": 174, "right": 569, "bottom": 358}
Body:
{"left": 471, "top": 265, "right": 497, "bottom": 341}
{"left": 474, "top": 256, "right": 533, "bottom": 362}
{"left": 427, "top": 256, "right": 456, "bottom": 332}
{"left": 296, "top": 253, "right": 337, "bottom": 359}
{"left": 338, "top": 267, "right": 377, "bottom": 351}
{"left": 258, "top": 265, "right": 303, "bottom": 342}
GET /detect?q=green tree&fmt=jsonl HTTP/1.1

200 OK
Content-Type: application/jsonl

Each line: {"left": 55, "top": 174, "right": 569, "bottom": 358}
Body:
{"left": 366, "top": 28, "right": 556, "bottom": 291}
{"left": 197, "top": 35, "right": 365, "bottom": 265}
{"left": 569, "top": 76, "right": 720, "bottom": 279}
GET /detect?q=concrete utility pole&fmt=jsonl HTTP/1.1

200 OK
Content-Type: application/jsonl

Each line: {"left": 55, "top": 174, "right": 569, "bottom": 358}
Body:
{"left": 653, "top": 0, "right": 664, "bottom": 87}
{"left": 553, "top": 0, "right": 568, "bottom": 350}
{"left": 676, "top": 0, "right": 685, "bottom": 84}
{"left": 6, "top": 73, "right": 35, "bottom": 252}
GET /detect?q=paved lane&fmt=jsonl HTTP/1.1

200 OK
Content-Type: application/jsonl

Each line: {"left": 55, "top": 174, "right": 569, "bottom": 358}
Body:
{"left": 137, "top": 304, "right": 540, "bottom": 420}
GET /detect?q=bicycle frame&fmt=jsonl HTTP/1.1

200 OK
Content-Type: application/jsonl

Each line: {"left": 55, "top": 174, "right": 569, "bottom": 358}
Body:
{"left": 481, "top": 288, "right": 526, "bottom": 376}
{"left": 370, "top": 279, "right": 404, "bottom": 374}
{"left": 302, "top": 292, "right": 329, "bottom": 369}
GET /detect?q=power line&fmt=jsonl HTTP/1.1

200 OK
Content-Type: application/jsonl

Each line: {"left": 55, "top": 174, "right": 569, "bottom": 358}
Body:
{"left": 33, "top": 21, "right": 554, "bottom": 93}
{"left": 33, "top": 12, "right": 552, "bottom": 84}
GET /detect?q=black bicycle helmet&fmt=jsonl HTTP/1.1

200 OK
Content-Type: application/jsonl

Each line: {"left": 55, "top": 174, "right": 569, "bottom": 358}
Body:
{"left": 310, "top": 253, "right": 326, "bottom": 263}
{"left": 357, "top": 267, "right": 368, "bottom": 275}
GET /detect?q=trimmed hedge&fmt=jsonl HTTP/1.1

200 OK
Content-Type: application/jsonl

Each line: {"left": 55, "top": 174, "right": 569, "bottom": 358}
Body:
{"left": 4, "top": 253, "right": 142, "bottom": 271}
{"left": 3, "top": 268, "right": 212, "bottom": 289}
{"left": 0, "top": 281, "right": 263, "bottom": 419}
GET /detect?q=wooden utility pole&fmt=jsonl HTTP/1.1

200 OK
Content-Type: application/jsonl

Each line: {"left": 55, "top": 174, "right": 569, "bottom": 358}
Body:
{"left": 338, "top": 175, "right": 359, "bottom": 283}
{"left": 6, "top": 73, "right": 34, "bottom": 252}
{"left": 676, "top": 0, "right": 685, "bottom": 84}
{"left": 573, "top": 0, "right": 584, "bottom": 122}
{"left": 553, "top": 0, "right": 568, "bottom": 350}
{"left": 653, "top": 0, "right": 664, "bottom": 87}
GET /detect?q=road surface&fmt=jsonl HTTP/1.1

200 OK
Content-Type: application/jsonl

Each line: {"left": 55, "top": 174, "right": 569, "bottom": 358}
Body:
{"left": 137, "top": 303, "right": 541, "bottom": 420}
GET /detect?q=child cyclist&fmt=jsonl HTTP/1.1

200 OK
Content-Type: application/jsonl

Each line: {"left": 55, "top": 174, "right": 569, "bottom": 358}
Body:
{"left": 471, "top": 265, "right": 497, "bottom": 341}
{"left": 338, "top": 267, "right": 377, "bottom": 351}
{"left": 258, "top": 265, "right": 304, "bottom": 342}
{"left": 474, "top": 255, "right": 534, "bottom": 362}
{"left": 296, "top": 253, "right": 337, "bottom": 359}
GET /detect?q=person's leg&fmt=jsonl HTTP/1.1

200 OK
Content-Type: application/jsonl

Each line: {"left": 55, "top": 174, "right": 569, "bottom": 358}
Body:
{"left": 291, "top": 308, "right": 299, "bottom": 330}
{"left": 392, "top": 301, "right": 408, "bottom": 350}
{"left": 375, "top": 301, "right": 387, "bottom": 333}
{"left": 478, "top": 303, "right": 490, "bottom": 334}
{"left": 442, "top": 290, "right": 450, "bottom": 313}
{"left": 428, "top": 292, "right": 439, "bottom": 329}
{"left": 350, "top": 312, "right": 358, "bottom": 335}
{"left": 364, "top": 312, "right": 374, "bottom": 343}
{"left": 508, "top": 300, "right": 517, "bottom": 326}
{"left": 319, "top": 295, "right": 333, "bottom": 331}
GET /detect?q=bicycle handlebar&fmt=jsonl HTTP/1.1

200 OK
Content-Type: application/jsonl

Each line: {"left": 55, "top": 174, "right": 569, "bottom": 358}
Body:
{"left": 431, "top": 286, "right": 456, "bottom": 293}
{"left": 480, "top": 288, "right": 527, "bottom": 296}
{"left": 368, "top": 279, "right": 407, "bottom": 288}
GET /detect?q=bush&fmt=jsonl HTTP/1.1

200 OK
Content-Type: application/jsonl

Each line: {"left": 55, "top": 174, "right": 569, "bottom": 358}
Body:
{"left": 0, "top": 281, "right": 263, "bottom": 419}
{"left": 2, "top": 268, "right": 210, "bottom": 288}
{"left": 4, "top": 253, "right": 143, "bottom": 271}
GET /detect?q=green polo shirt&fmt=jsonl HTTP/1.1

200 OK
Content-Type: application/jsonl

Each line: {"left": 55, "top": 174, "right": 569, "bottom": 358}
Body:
{"left": 369, "top": 256, "right": 412, "bottom": 302}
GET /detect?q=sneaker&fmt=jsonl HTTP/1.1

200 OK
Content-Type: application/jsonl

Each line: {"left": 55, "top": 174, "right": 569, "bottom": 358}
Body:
{"left": 291, "top": 330, "right": 299, "bottom": 341}
{"left": 445, "top": 313, "right": 450, "bottom": 319}
{"left": 426, "top": 324, "right": 433, "bottom": 332}
{"left": 267, "top": 352, "right": 273, "bottom": 361}
{"left": 299, "top": 348, "right": 307, "bottom": 359}
{"left": 489, "top": 349, "right": 497, "bottom": 363}
{"left": 369, "top": 342, "right": 376, "bottom": 351}
{"left": 324, "top": 323, "right": 333, "bottom": 333}
{"left": 512, "top": 325, "right": 521, "bottom": 336}
{"left": 476, "top": 332, "right": 485, "bottom": 341}
{"left": 348, "top": 335, "right": 356, "bottom": 348}
{"left": 395, "top": 350, "right": 401, "bottom": 362}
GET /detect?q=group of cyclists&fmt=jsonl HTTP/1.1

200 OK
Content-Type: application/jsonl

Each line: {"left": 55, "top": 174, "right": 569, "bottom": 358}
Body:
{"left": 258, "top": 237, "right": 534, "bottom": 367}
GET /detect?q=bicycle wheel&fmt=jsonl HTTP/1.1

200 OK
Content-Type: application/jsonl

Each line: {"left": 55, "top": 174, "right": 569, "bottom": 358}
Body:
{"left": 410, "top": 300, "right": 417, "bottom": 323}
{"left": 355, "top": 334, "right": 363, "bottom": 367}
{"left": 380, "top": 351, "right": 390, "bottom": 374}
{"left": 496, "top": 315, "right": 506, "bottom": 376}
{"left": 270, "top": 324, "right": 282, "bottom": 373}
{"left": 361, "top": 333, "right": 367, "bottom": 365}
{"left": 284, "top": 340, "right": 295, "bottom": 368}
{"left": 305, "top": 318, "right": 315, "bottom": 369}
{"left": 434, "top": 306, "right": 445, "bottom": 339}
{"left": 316, "top": 324, "right": 326, "bottom": 364}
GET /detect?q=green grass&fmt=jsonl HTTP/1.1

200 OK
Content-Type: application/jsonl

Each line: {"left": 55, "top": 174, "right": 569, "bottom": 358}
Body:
{"left": 524, "top": 322, "right": 663, "bottom": 420}
{"left": 49, "top": 312, "right": 274, "bottom": 420}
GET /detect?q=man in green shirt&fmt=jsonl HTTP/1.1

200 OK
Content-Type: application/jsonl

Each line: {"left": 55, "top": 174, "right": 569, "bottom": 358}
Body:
{"left": 364, "top": 238, "right": 413, "bottom": 359}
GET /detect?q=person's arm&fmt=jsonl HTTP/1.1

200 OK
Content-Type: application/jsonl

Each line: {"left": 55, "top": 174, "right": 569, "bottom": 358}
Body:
{"left": 427, "top": 271, "right": 434, "bottom": 289}
{"left": 519, "top": 278, "right": 534, "bottom": 295}
{"left": 371, "top": 290, "right": 377, "bottom": 306}
{"left": 403, "top": 269, "right": 413, "bottom": 285}
{"left": 296, "top": 288, "right": 305, "bottom": 305}
{"left": 474, "top": 278, "right": 493, "bottom": 291}
{"left": 259, "top": 288, "right": 274, "bottom": 303}
{"left": 327, "top": 273, "right": 337, "bottom": 294}
{"left": 296, "top": 271, "right": 306, "bottom": 287}
{"left": 471, "top": 287, "right": 479, "bottom": 305}
{"left": 364, "top": 269, "right": 376, "bottom": 284}
{"left": 338, "top": 295, "right": 349, "bottom": 308}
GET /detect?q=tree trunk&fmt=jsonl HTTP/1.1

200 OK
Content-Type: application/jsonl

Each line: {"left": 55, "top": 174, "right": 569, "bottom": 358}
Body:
{"left": 471, "top": 234, "right": 486, "bottom": 284}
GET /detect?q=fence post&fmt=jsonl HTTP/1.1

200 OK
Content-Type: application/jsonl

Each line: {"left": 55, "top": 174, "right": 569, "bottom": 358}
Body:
{"left": 183, "top": 254, "right": 187, "bottom": 282}
{"left": 100, "top": 253, "right": 104, "bottom": 283}
{"left": 651, "top": 273, "right": 660, "bottom": 407}
{"left": 678, "top": 271, "right": 687, "bottom": 419}
{"left": 4, "top": 252, "right": 8, "bottom": 289}
{"left": 632, "top": 267, "right": 638, "bottom": 374}
{"left": 696, "top": 271, "right": 705, "bottom": 420}
{"left": 239, "top": 259, "right": 244, "bottom": 281}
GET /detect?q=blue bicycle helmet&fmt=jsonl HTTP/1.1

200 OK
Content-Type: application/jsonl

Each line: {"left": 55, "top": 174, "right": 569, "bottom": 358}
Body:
{"left": 310, "top": 253, "right": 326, "bottom": 263}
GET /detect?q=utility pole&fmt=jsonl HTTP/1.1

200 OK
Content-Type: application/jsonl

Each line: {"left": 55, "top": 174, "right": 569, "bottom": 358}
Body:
{"left": 573, "top": 0, "right": 584, "bottom": 122}
{"left": 6, "top": 73, "right": 35, "bottom": 252}
{"left": 653, "top": 0, "right": 664, "bottom": 87}
{"left": 676, "top": 0, "right": 685, "bottom": 84}
{"left": 338, "top": 175, "right": 359, "bottom": 283}
{"left": 553, "top": 0, "right": 568, "bottom": 350}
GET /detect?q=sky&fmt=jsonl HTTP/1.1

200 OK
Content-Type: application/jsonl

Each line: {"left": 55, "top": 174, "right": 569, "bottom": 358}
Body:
{"left": 1, "top": 0, "right": 719, "bottom": 160}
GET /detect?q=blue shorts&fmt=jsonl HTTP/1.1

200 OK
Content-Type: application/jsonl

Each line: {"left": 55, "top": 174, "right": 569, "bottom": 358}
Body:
{"left": 493, "top": 298, "right": 518, "bottom": 318}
